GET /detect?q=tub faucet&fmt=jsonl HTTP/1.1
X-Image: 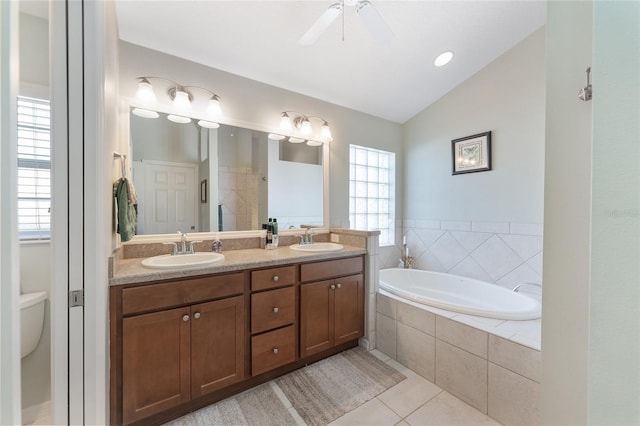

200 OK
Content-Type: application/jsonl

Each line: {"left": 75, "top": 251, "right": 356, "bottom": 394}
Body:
{"left": 401, "top": 239, "right": 414, "bottom": 269}
{"left": 513, "top": 282, "right": 542, "bottom": 293}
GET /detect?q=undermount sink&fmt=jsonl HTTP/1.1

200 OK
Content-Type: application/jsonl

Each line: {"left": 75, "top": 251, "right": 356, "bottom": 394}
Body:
{"left": 141, "top": 252, "right": 225, "bottom": 270}
{"left": 289, "top": 242, "right": 344, "bottom": 252}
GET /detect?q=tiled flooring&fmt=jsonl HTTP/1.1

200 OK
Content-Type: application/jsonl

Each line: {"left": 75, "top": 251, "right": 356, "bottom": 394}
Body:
{"left": 327, "top": 350, "right": 501, "bottom": 426}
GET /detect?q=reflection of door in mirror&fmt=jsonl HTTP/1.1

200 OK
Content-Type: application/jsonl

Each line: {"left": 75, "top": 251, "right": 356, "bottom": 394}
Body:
{"left": 133, "top": 161, "right": 197, "bottom": 234}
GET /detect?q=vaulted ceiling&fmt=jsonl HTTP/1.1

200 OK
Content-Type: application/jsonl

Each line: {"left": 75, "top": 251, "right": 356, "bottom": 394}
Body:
{"left": 89, "top": 1, "right": 544, "bottom": 123}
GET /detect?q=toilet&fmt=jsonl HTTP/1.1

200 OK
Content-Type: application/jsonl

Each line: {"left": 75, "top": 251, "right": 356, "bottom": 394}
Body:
{"left": 20, "top": 291, "right": 47, "bottom": 359}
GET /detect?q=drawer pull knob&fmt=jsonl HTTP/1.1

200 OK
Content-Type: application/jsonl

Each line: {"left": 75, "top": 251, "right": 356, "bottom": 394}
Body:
{"left": 273, "top": 275, "right": 280, "bottom": 282}
{"left": 182, "top": 315, "right": 189, "bottom": 322}
{"left": 336, "top": 283, "right": 342, "bottom": 289}
{"left": 273, "top": 307, "right": 279, "bottom": 313}
{"left": 194, "top": 312, "right": 201, "bottom": 319}
{"left": 273, "top": 347, "right": 279, "bottom": 354}
{"left": 330, "top": 284, "right": 336, "bottom": 290}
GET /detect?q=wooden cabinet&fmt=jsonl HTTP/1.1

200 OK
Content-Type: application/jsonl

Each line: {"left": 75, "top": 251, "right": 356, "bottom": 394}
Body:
{"left": 250, "top": 266, "right": 298, "bottom": 376}
{"left": 113, "top": 273, "right": 245, "bottom": 425}
{"left": 300, "top": 258, "right": 364, "bottom": 358}
{"left": 111, "top": 255, "right": 365, "bottom": 425}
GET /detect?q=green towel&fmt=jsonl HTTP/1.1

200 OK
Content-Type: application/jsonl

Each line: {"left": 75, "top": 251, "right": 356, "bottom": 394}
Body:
{"left": 115, "top": 178, "right": 137, "bottom": 242}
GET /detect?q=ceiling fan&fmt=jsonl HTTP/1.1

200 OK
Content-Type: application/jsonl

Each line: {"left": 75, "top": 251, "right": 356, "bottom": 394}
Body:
{"left": 299, "top": 0, "right": 393, "bottom": 45}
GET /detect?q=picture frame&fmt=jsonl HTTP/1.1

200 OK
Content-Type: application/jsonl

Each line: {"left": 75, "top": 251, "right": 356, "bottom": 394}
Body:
{"left": 200, "top": 179, "right": 207, "bottom": 203}
{"left": 451, "top": 131, "right": 492, "bottom": 175}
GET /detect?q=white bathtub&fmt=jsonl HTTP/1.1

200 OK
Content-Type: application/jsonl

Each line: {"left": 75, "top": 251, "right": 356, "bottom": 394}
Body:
{"left": 379, "top": 268, "right": 541, "bottom": 320}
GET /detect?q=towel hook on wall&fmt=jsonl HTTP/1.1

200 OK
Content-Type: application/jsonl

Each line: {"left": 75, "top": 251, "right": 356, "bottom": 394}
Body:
{"left": 113, "top": 152, "right": 127, "bottom": 177}
{"left": 578, "top": 67, "right": 592, "bottom": 101}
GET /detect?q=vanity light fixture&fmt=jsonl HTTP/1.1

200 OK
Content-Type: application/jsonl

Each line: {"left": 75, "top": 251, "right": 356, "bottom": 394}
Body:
{"left": 133, "top": 76, "right": 223, "bottom": 125}
{"left": 434, "top": 51, "right": 454, "bottom": 67}
{"left": 278, "top": 111, "right": 333, "bottom": 142}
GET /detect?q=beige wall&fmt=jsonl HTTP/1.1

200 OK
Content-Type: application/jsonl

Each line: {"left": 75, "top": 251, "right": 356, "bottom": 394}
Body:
{"left": 403, "top": 27, "right": 545, "bottom": 224}
{"left": 540, "top": 2, "right": 592, "bottom": 424}
{"left": 118, "top": 42, "right": 404, "bottom": 232}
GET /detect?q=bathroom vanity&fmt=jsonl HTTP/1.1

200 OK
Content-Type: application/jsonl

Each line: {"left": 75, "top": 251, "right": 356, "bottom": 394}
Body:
{"left": 109, "top": 248, "right": 365, "bottom": 426}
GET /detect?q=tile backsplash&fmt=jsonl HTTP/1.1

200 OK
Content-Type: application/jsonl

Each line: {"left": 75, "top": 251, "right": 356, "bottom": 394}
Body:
{"left": 380, "top": 219, "right": 543, "bottom": 298}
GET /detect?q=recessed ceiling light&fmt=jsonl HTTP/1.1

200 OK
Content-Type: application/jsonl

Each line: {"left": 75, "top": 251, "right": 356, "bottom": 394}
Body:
{"left": 434, "top": 51, "right": 454, "bottom": 67}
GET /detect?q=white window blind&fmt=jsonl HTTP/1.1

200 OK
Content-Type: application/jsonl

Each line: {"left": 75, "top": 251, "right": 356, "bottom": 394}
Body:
{"left": 349, "top": 144, "right": 395, "bottom": 246}
{"left": 17, "top": 96, "right": 51, "bottom": 240}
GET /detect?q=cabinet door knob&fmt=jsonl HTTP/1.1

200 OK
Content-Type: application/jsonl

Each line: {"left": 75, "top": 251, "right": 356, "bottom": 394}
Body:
{"left": 273, "top": 307, "right": 279, "bottom": 313}
{"left": 273, "top": 347, "right": 279, "bottom": 354}
{"left": 330, "top": 284, "right": 336, "bottom": 290}
{"left": 182, "top": 315, "right": 189, "bottom": 322}
{"left": 273, "top": 275, "right": 279, "bottom": 282}
{"left": 194, "top": 312, "right": 201, "bottom": 319}
{"left": 336, "top": 283, "right": 342, "bottom": 289}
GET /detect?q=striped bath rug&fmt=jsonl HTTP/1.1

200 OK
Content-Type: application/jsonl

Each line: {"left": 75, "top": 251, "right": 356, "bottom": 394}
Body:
{"left": 276, "top": 348, "right": 406, "bottom": 426}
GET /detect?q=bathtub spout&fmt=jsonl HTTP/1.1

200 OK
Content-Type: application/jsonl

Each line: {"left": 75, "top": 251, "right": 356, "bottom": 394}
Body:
{"left": 513, "top": 282, "right": 542, "bottom": 293}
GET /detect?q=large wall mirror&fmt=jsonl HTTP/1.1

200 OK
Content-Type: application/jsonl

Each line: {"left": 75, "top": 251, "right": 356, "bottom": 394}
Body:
{"left": 128, "top": 110, "right": 325, "bottom": 236}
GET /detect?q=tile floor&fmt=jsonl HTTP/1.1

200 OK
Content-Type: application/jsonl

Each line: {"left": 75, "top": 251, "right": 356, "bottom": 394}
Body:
{"left": 326, "top": 350, "right": 501, "bottom": 426}
{"left": 24, "top": 349, "right": 502, "bottom": 426}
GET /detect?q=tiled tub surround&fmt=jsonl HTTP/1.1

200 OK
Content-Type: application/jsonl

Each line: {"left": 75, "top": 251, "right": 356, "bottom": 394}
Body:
{"left": 377, "top": 292, "right": 540, "bottom": 426}
{"left": 380, "top": 219, "right": 543, "bottom": 300}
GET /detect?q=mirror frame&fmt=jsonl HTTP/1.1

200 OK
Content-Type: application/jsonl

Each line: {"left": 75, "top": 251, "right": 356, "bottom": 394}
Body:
{"left": 119, "top": 98, "right": 330, "bottom": 243}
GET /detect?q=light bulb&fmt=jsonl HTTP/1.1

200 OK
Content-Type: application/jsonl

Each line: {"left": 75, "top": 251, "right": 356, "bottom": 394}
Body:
{"left": 300, "top": 118, "right": 312, "bottom": 134}
{"left": 320, "top": 122, "right": 332, "bottom": 141}
{"left": 280, "top": 113, "right": 292, "bottom": 130}
{"left": 206, "top": 96, "right": 222, "bottom": 117}
{"left": 135, "top": 78, "right": 156, "bottom": 104}
{"left": 172, "top": 88, "right": 191, "bottom": 111}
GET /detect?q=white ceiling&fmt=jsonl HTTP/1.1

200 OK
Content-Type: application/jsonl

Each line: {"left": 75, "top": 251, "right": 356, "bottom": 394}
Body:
{"left": 29, "top": 0, "right": 540, "bottom": 124}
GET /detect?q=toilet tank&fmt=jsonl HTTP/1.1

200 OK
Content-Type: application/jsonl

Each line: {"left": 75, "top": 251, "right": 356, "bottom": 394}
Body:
{"left": 20, "top": 291, "right": 47, "bottom": 358}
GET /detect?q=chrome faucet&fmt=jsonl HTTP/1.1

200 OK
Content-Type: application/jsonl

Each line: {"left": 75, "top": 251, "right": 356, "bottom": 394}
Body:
{"left": 400, "top": 237, "right": 414, "bottom": 269}
{"left": 513, "top": 282, "right": 542, "bottom": 293}
{"left": 163, "top": 231, "right": 201, "bottom": 255}
{"left": 299, "top": 228, "right": 315, "bottom": 245}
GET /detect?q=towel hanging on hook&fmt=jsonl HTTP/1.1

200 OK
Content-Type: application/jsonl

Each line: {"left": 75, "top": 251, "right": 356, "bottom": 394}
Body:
{"left": 113, "top": 152, "right": 127, "bottom": 177}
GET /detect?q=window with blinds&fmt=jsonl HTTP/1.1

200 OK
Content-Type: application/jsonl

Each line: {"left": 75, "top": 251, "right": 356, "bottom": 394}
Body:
{"left": 17, "top": 96, "right": 51, "bottom": 240}
{"left": 349, "top": 144, "right": 395, "bottom": 246}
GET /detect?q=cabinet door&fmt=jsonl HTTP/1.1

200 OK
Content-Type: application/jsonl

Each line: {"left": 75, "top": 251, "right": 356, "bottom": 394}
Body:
{"left": 191, "top": 296, "right": 245, "bottom": 398}
{"left": 300, "top": 280, "right": 334, "bottom": 357}
{"left": 122, "top": 307, "right": 191, "bottom": 424}
{"left": 333, "top": 274, "right": 364, "bottom": 346}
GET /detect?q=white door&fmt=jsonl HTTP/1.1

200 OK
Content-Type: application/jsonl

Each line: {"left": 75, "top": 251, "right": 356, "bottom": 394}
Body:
{"left": 136, "top": 161, "right": 198, "bottom": 235}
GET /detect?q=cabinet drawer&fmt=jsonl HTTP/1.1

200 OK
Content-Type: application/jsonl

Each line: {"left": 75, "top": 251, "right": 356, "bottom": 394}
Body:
{"left": 300, "top": 257, "right": 363, "bottom": 282}
{"left": 251, "top": 265, "right": 296, "bottom": 291}
{"left": 122, "top": 272, "right": 244, "bottom": 315}
{"left": 251, "top": 286, "right": 295, "bottom": 334}
{"left": 251, "top": 325, "right": 296, "bottom": 376}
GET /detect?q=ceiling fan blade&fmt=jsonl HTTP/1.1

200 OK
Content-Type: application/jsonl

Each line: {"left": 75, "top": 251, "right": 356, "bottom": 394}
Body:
{"left": 356, "top": 0, "right": 393, "bottom": 43}
{"left": 298, "top": 3, "right": 343, "bottom": 46}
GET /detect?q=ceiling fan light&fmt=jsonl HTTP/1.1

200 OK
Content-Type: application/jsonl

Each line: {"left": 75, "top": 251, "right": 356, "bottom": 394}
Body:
{"left": 198, "top": 120, "right": 220, "bottom": 129}
{"left": 298, "top": 2, "right": 343, "bottom": 45}
{"left": 167, "top": 114, "right": 191, "bottom": 124}
{"left": 135, "top": 78, "right": 156, "bottom": 104}
{"left": 132, "top": 108, "right": 159, "bottom": 119}
{"left": 206, "top": 95, "right": 222, "bottom": 117}
{"left": 172, "top": 88, "right": 191, "bottom": 111}
{"left": 434, "top": 51, "right": 454, "bottom": 67}
{"left": 280, "top": 113, "right": 292, "bottom": 130}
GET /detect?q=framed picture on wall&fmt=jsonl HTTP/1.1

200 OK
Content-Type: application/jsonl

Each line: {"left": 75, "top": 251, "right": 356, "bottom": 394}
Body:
{"left": 200, "top": 179, "right": 207, "bottom": 203}
{"left": 451, "top": 131, "right": 492, "bottom": 175}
